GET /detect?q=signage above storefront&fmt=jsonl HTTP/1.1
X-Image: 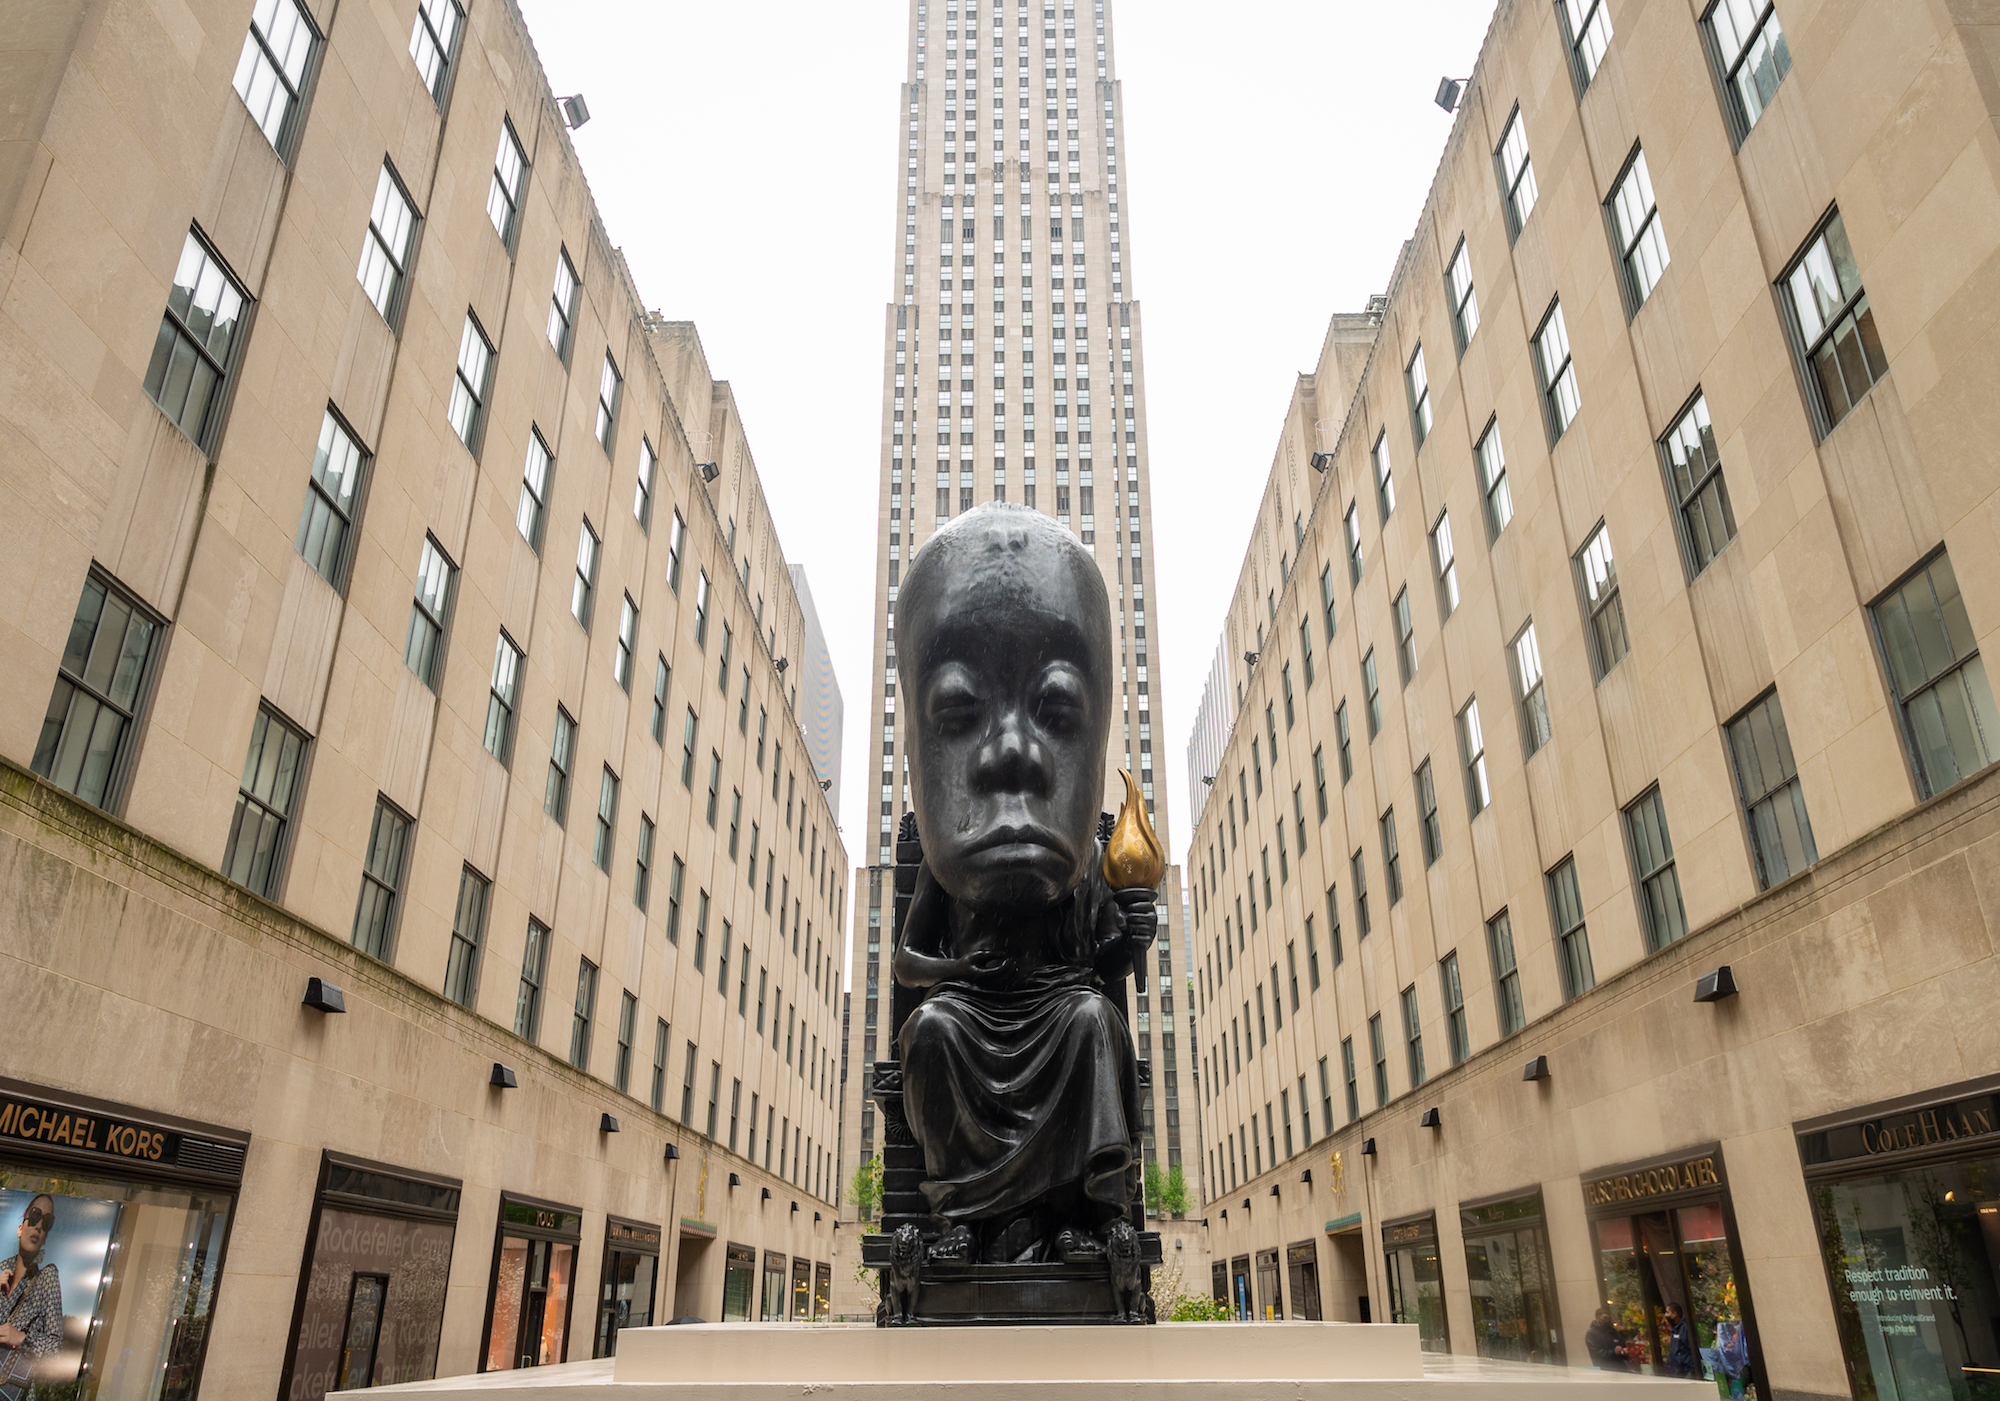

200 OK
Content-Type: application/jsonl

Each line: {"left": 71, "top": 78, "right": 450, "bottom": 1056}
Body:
{"left": 1799, "top": 1084, "right": 2000, "bottom": 1173}
{"left": 608, "top": 1218, "right": 663, "bottom": 1251}
{"left": 1585, "top": 1153, "right": 1721, "bottom": 1209}
{"left": 0, "top": 1084, "right": 246, "bottom": 1182}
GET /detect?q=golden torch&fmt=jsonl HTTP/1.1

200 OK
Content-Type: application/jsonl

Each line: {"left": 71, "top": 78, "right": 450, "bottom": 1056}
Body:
{"left": 1102, "top": 768, "right": 1166, "bottom": 992}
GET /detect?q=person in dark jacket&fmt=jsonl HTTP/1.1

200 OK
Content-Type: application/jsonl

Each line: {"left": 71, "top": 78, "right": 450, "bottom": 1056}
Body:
{"left": 1585, "top": 1308, "right": 1629, "bottom": 1371}
{"left": 1663, "top": 1303, "right": 1699, "bottom": 1378}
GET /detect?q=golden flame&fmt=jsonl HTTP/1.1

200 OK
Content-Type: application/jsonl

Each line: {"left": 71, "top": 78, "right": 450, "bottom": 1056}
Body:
{"left": 1102, "top": 768, "right": 1166, "bottom": 891}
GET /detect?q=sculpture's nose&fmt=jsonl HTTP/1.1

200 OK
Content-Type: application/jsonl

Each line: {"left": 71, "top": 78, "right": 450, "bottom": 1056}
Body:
{"left": 975, "top": 705, "right": 1052, "bottom": 796}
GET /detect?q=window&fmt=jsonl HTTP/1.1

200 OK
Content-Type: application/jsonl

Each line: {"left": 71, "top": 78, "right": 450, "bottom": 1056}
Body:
{"left": 680, "top": 706, "right": 698, "bottom": 787}
{"left": 221, "top": 705, "right": 307, "bottom": 898}
{"left": 1512, "top": 622, "right": 1551, "bottom": 755}
{"left": 1497, "top": 107, "right": 1538, "bottom": 237}
{"left": 718, "top": 625, "right": 733, "bottom": 694}
{"left": 614, "top": 993, "right": 637, "bottom": 1094}
{"left": 694, "top": 571, "right": 711, "bottom": 647}
{"left": 1401, "top": 986, "right": 1426, "bottom": 1089}
{"left": 569, "top": 959, "right": 598, "bottom": 1071}
{"left": 1560, "top": 0, "right": 1612, "bottom": 89}
{"left": 615, "top": 595, "right": 637, "bottom": 689}
{"left": 1606, "top": 150, "right": 1671, "bottom": 316}
{"left": 652, "top": 657, "right": 670, "bottom": 742}
{"left": 1406, "top": 347, "right": 1432, "bottom": 447}
{"left": 572, "top": 520, "right": 599, "bottom": 629}
{"left": 547, "top": 249, "right": 579, "bottom": 361}
{"left": 651, "top": 1022, "right": 670, "bottom": 1112}
{"left": 1727, "top": 690, "right": 1818, "bottom": 889}
{"left": 447, "top": 312, "right": 493, "bottom": 451}
{"left": 1430, "top": 512, "right": 1460, "bottom": 621}
{"left": 1875, "top": 552, "right": 2000, "bottom": 797}
{"left": 1457, "top": 699, "right": 1491, "bottom": 817}
{"left": 1293, "top": 784, "right": 1308, "bottom": 853}
{"left": 1394, "top": 588, "right": 1417, "bottom": 684}
{"left": 593, "top": 768, "right": 619, "bottom": 871}
{"left": 1314, "top": 746, "right": 1329, "bottom": 818}
{"left": 483, "top": 633, "right": 522, "bottom": 763}
{"left": 232, "top": 0, "right": 315, "bottom": 153}
{"left": 706, "top": 752, "right": 722, "bottom": 826}
{"left": 635, "top": 438, "right": 656, "bottom": 529}
{"left": 1320, "top": 564, "right": 1337, "bottom": 640}
{"left": 1336, "top": 701, "right": 1353, "bottom": 782}
{"left": 1372, "top": 433, "right": 1396, "bottom": 520}
{"left": 1440, "top": 954, "right": 1468, "bottom": 1066}
{"left": 34, "top": 574, "right": 160, "bottom": 810}
{"left": 680, "top": 1043, "right": 697, "bottom": 1124}
{"left": 1369, "top": 1014, "right": 1389, "bottom": 1107}
{"left": 727, "top": 790, "right": 742, "bottom": 859}
{"left": 517, "top": 430, "right": 553, "bottom": 550}
{"left": 1300, "top": 619, "right": 1316, "bottom": 688}
{"left": 1352, "top": 849, "right": 1371, "bottom": 939}
{"left": 596, "top": 353, "right": 622, "bottom": 452}
{"left": 1625, "top": 785, "right": 1688, "bottom": 953}
{"left": 1656, "top": 396, "right": 1739, "bottom": 580}
{"left": 1381, "top": 809, "right": 1402, "bottom": 904}
{"left": 1547, "top": 857, "right": 1595, "bottom": 1000}
{"left": 486, "top": 120, "right": 526, "bottom": 247}
{"left": 352, "top": 797, "right": 411, "bottom": 959}
{"left": 357, "top": 164, "right": 417, "bottom": 323}
{"left": 666, "top": 856, "right": 685, "bottom": 945}
{"left": 1576, "top": 522, "right": 1629, "bottom": 678}
{"left": 404, "top": 536, "right": 454, "bottom": 688}
{"left": 1345, "top": 503, "right": 1364, "bottom": 584}
{"left": 546, "top": 707, "right": 576, "bottom": 823}
{"left": 516, "top": 919, "right": 548, "bottom": 1040}
{"left": 1362, "top": 650, "right": 1382, "bottom": 737}
{"left": 297, "top": 412, "right": 369, "bottom": 584}
{"left": 1283, "top": 666, "right": 1296, "bottom": 728}
{"left": 442, "top": 866, "right": 489, "bottom": 1009}
{"left": 1342, "top": 1040, "right": 1359, "bottom": 1121}
{"left": 144, "top": 232, "right": 248, "bottom": 449}
{"left": 667, "top": 510, "right": 687, "bottom": 592}
{"left": 1476, "top": 421, "right": 1513, "bottom": 537}
{"left": 1705, "top": 0, "right": 1791, "bottom": 138}
{"left": 1488, "top": 910, "right": 1524, "bottom": 1036}
{"left": 408, "top": 0, "right": 462, "bottom": 104}
{"left": 1781, "top": 211, "right": 1888, "bottom": 433}
{"left": 1535, "top": 301, "right": 1580, "bottom": 440}
{"left": 1416, "top": 761, "right": 1441, "bottom": 866}
{"left": 1447, "top": 239, "right": 1479, "bottom": 351}
{"left": 635, "top": 815, "right": 655, "bottom": 910}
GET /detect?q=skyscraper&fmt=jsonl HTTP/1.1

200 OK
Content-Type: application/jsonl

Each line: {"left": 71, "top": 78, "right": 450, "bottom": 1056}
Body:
{"left": 841, "top": 0, "right": 1193, "bottom": 1217}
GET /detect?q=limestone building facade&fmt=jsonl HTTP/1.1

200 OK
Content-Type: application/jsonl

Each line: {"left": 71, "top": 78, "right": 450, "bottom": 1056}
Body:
{"left": 1182, "top": 0, "right": 2000, "bottom": 1394}
{"left": 0, "top": 0, "right": 846, "bottom": 1393}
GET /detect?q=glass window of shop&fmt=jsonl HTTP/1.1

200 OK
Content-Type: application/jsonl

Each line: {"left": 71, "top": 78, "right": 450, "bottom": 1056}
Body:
{"left": 1288, "top": 1241, "right": 1323, "bottom": 1320}
{"left": 1229, "top": 1254, "right": 1251, "bottom": 1321}
{"left": 480, "top": 1196, "right": 581, "bottom": 1370}
{"left": 1460, "top": 1190, "right": 1565, "bottom": 1365}
{"left": 1384, "top": 1215, "right": 1451, "bottom": 1352}
{"left": 1255, "top": 1247, "right": 1284, "bottom": 1320}
{"left": 813, "top": 1262, "right": 831, "bottom": 1321}
{"left": 759, "top": 1251, "right": 786, "bottom": 1322}
{"left": 790, "top": 1258, "right": 811, "bottom": 1320}
{"left": 282, "top": 1152, "right": 460, "bottom": 1400}
{"left": 593, "top": 1219, "right": 660, "bottom": 1358}
{"left": 0, "top": 1083, "right": 245, "bottom": 1401}
{"left": 1800, "top": 1079, "right": 2000, "bottom": 1401}
{"left": 1210, "top": 1259, "right": 1228, "bottom": 1307}
{"left": 720, "top": 1243, "right": 755, "bottom": 1322}
{"left": 1584, "top": 1146, "right": 1761, "bottom": 1395}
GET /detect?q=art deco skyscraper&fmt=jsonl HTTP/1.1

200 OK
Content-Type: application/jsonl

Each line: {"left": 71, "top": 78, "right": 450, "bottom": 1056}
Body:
{"left": 842, "top": 0, "right": 1194, "bottom": 1206}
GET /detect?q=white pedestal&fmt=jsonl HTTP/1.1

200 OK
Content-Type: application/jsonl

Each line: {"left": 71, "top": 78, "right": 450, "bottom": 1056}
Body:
{"left": 365, "top": 1323, "right": 1721, "bottom": 1399}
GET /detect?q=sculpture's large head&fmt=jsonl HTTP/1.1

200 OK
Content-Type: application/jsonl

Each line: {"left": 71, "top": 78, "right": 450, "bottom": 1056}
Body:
{"left": 900, "top": 503, "right": 1113, "bottom": 912}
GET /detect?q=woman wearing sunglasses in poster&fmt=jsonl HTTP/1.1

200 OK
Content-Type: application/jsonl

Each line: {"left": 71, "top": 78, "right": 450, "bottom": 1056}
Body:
{"left": 0, "top": 1195, "right": 62, "bottom": 1398}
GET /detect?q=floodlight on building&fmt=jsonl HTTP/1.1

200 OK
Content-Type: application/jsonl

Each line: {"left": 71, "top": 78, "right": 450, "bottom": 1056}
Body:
{"left": 1310, "top": 452, "right": 1333, "bottom": 473}
{"left": 490, "top": 1063, "right": 518, "bottom": 1089}
{"left": 699, "top": 462, "right": 720, "bottom": 483}
{"left": 559, "top": 95, "right": 592, "bottom": 129}
{"left": 1695, "top": 966, "right": 1739, "bottom": 1003}
{"left": 1435, "top": 77, "right": 1466, "bottom": 113}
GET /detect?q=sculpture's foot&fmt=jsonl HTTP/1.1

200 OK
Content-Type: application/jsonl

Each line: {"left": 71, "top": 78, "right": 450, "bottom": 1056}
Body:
{"left": 929, "top": 1223, "right": 974, "bottom": 1261}
{"left": 984, "top": 1214, "right": 1041, "bottom": 1264}
{"left": 1053, "top": 1227, "right": 1105, "bottom": 1262}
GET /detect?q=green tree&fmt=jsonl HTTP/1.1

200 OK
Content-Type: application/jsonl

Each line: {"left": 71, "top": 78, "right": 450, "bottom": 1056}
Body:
{"left": 1143, "top": 1161, "right": 1166, "bottom": 1217}
{"left": 1161, "top": 1163, "right": 1189, "bottom": 1219}
{"left": 849, "top": 1153, "right": 884, "bottom": 1221}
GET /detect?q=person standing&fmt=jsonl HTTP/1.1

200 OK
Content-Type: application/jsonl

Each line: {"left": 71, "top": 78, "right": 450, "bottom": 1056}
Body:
{"left": 1585, "top": 1307, "right": 1630, "bottom": 1371}
{"left": 0, "top": 1194, "right": 65, "bottom": 1373}
{"left": 1662, "top": 1302, "right": 1699, "bottom": 1379}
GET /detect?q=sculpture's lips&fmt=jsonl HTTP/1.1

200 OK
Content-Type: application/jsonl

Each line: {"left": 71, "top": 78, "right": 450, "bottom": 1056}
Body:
{"left": 964, "top": 823, "right": 1067, "bottom": 859}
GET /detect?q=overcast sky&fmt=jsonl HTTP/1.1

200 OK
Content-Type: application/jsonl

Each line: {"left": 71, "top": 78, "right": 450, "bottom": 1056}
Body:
{"left": 514, "top": 0, "right": 1501, "bottom": 979}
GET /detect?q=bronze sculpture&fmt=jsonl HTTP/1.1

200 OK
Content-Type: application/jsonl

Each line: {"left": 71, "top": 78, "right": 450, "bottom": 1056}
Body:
{"left": 863, "top": 504, "right": 1165, "bottom": 1325}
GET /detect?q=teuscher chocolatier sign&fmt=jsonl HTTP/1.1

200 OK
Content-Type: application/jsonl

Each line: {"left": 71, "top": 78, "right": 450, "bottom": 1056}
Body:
{"left": 1585, "top": 1153, "right": 1721, "bottom": 1208}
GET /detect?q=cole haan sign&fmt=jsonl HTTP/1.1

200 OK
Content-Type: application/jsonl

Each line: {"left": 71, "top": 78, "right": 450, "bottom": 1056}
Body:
{"left": 1800, "top": 1086, "right": 2000, "bottom": 1172}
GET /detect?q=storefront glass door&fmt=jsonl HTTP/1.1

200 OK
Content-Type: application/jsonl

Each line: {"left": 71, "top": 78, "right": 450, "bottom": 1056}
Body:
{"left": 813, "top": 1262, "right": 831, "bottom": 1321}
{"left": 1229, "top": 1255, "right": 1251, "bottom": 1321}
{"left": 1287, "top": 1241, "right": 1323, "bottom": 1321}
{"left": 1462, "top": 1194, "right": 1564, "bottom": 1365}
{"left": 1384, "top": 1218, "right": 1450, "bottom": 1353}
{"left": 790, "top": 1258, "right": 811, "bottom": 1319}
{"left": 594, "top": 1245, "right": 657, "bottom": 1357}
{"left": 484, "top": 1236, "right": 574, "bottom": 1369}
{"left": 760, "top": 1252, "right": 786, "bottom": 1321}
{"left": 721, "top": 1243, "right": 755, "bottom": 1322}
{"left": 1593, "top": 1208, "right": 1753, "bottom": 1392}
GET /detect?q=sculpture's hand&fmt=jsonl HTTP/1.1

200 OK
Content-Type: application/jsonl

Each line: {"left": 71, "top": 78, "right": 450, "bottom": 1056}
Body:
{"left": 960, "top": 950, "right": 1014, "bottom": 986}
{"left": 1113, "top": 888, "right": 1157, "bottom": 951}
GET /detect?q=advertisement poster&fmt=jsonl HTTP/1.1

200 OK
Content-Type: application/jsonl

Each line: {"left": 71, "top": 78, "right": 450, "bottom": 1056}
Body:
{"left": 0, "top": 1187, "right": 120, "bottom": 1388}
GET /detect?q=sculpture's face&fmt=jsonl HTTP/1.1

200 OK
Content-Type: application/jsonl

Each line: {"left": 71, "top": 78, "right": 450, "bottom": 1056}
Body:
{"left": 902, "top": 510, "right": 1112, "bottom": 913}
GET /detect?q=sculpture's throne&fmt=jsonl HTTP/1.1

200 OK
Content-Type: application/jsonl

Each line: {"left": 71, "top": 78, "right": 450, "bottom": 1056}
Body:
{"left": 861, "top": 813, "right": 1163, "bottom": 1325}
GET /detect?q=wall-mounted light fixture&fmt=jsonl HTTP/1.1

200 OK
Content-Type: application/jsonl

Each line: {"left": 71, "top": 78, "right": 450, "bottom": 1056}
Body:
{"left": 774, "top": 657, "right": 789, "bottom": 674}
{"left": 1435, "top": 77, "right": 1467, "bottom": 113}
{"left": 1300, "top": 1168, "right": 1313, "bottom": 1185}
{"left": 1419, "top": 1108, "right": 1442, "bottom": 1130}
{"left": 1310, "top": 452, "right": 1333, "bottom": 473}
{"left": 558, "top": 94, "right": 591, "bottom": 129}
{"left": 699, "top": 462, "right": 720, "bottom": 483}
{"left": 1243, "top": 652, "right": 1260, "bottom": 668}
{"left": 820, "top": 779, "right": 832, "bottom": 792}
{"left": 302, "top": 978, "right": 346, "bottom": 1014}
{"left": 729, "top": 1173, "right": 742, "bottom": 1189}
{"left": 1522, "top": 1055, "right": 1551, "bottom": 1082}
{"left": 664, "top": 1144, "right": 681, "bottom": 1163}
{"left": 490, "top": 1063, "right": 518, "bottom": 1089}
{"left": 1695, "top": 966, "right": 1739, "bottom": 1003}
{"left": 760, "top": 1186, "right": 772, "bottom": 1201}
{"left": 791, "top": 1201, "right": 800, "bottom": 1214}
{"left": 1361, "top": 1138, "right": 1378, "bottom": 1156}
{"left": 600, "top": 1113, "right": 619, "bottom": 1133}
{"left": 1269, "top": 1184, "right": 1281, "bottom": 1199}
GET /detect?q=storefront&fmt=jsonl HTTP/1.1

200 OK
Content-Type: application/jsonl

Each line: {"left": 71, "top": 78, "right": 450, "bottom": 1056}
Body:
{"left": 593, "top": 1218, "right": 660, "bottom": 1357}
{"left": 720, "top": 1242, "right": 755, "bottom": 1322}
{"left": 1287, "top": 1240, "right": 1322, "bottom": 1320}
{"left": 281, "top": 1152, "right": 460, "bottom": 1400}
{"left": 479, "top": 1195, "right": 581, "bottom": 1370}
{"left": 759, "top": 1249, "right": 786, "bottom": 1321}
{"left": 1384, "top": 1214, "right": 1449, "bottom": 1352}
{"left": 1584, "top": 1146, "right": 1761, "bottom": 1395}
{"left": 1460, "top": 1189, "right": 1564, "bottom": 1365}
{"left": 0, "top": 1078, "right": 244, "bottom": 1401}
{"left": 1227, "top": 1253, "right": 1250, "bottom": 1320}
{"left": 813, "top": 1260, "right": 831, "bottom": 1321}
{"left": 1254, "top": 1246, "right": 1283, "bottom": 1319}
{"left": 1799, "top": 1075, "right": 2000, "bottom": 1400}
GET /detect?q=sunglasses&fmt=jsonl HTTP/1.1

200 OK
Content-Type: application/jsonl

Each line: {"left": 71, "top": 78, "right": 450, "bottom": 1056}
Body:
{"left": 20, "top": 1208, "right": 51, "bottom": 1230}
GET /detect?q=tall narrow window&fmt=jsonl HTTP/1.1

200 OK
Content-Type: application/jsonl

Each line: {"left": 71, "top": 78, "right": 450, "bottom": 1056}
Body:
{"left": 1341, "top": 1040, "right": 1359, "bottom": 1121}
{"left": 1314, "top": 746, "right": 1329, "bottom": 818}
{"left": 1369, "top": 1015, "right": 1390, "bottom": 1107}
{"left": 446, "top": 312, "right": 493, "bottom": 451}
{"left": 1431, "top": 512, "right": 1459, "bottom": 621}
{"left": 1380, "top": 810, "right": 1402, "bottom": 905}
{"left": 1576, "top": 522, "right": 1629, "bottom": 678}
{"left": 1476, "top": 421, "right": 1513, "bottom": 537}
{"left": 1401, "top": 986, "right": 1426, "bottom": 1089}
{"left": 1416, "top": 760, "right": 1441, "bottom": 866}
{"left": 1548, "top": 857, "right": 1595, "bottom": 1000}
{"left": 1352, "top": 849, "right": 1371, "bottom": 939}
{"left": 352, "top": 797, "right": 411, "bottom": 959}
{"left": 547, "top": 248, "right": 579, "bottom": 361}
{"left": 1458, "top": 699, "right": 1491, "bottom": 817}
{"left": 569, "top": 959, "right": 598, "bottom": 1071}
{"left": 357, "top": 164, "right": 417, "bottom": 323}
{"left": 1497, "top": 107, "right": 1539, "bottom": 238}
{"left": 1372, "top": 433, "right": 1396, "bottom": 520}
{"left": 680, "top": 1043, "right": 697, "bottom": 1124}
{"left": 1362, "top": 650, "right": 1382, "bottom": 737}
{"left": 1626, "top": 786, "right": 1688, "bottom": 953}
{"left": 515, "top": 919, "right": 547, "bottom": 1041}
{"left": 1512, "top": 622, "right": 1552, "bottom": 755}
{"left": 635, "top": 437, "right": 656, "bottom": 529}
{"left": 665, "top": 856, "right": 685, "bottom": 945}
{"left": 596, "top": 353, "right": 623, "bottom": 452}
{"left": 297, "top": 416, "right": 365, "bottom": 588}
{"left": 1705, "top": 0, "right": 1792, "bottom": 138}
{"left": 1320, "top": 564, "right": 1338, "bottom": 639}
{"left": 1336, "top": 701, "right": 1353, "bottom": 782}
{"left": 232, "top": 0, "right": 315, "bottom": 153}
{"left": 1560, "top": 0, "right": 1613, "bottom": 89}
{"left": 1874, "top": 552, "right": 2000, "bottom": 797}
{"left": 706, "top": 752, "right": 722, "bottom": 826}
{"left": 1441, "top": 953, "right": 1469, "bottom": 1066}
{"left": 1488, "top": 910, "right": 1524, "bottom": 1036}
{"left": 1535, "top": 301, "right": 1580, "bottom": 440}
{"left": 517, "top": 430, "right": 552, "bottom": 550}
{"left": 546, "top": 707, "right": 576, "bottom": 822}
{"left": 1345, "top": 503, "right": 1364, "bottom": 584}
{"left": 1448, "top": 239, "right": 1479, "bottom": 351}
{"left": 614, "top": 992, "right": 637, "bottom": 1094}
{"left": 1283, "top": 666, "right": 1296, "bottom": 728}
{"left": 404, "top": 536, "right": 454, "bottom": 688}
{"left": 650, "top": 1022, "right": 670, "bottom": 1112}
{"left": 718, "top": 624, "right": 734, "bottom": 694}
{"left": 572, "top": 520, "right": 599, "bottom": 629}
{"left": 1727, "top": 690, "right": 1818, "bottom": 889}
{"left": 652, "top": 657, "right": 671, "bottom": 743}
{"left": 144, "top": 233, "right": 248, "bottom": 449}
{"left": 635, "top": 814, "right": 655, "bottom": 910}
{"left": 1394, "top": 588, "right": 1418, "bottom": 684}
{"left": 221, "top": 705, "right": 307, "bottom": 898}
{"left": 593, "top": 767, "right": 619, "bottom": 871}
{"left": 1406, "top": 347, "right": 1432, "bottom": 447}
{"left": 1609, "top": 149, "right": 1669, "bottom": 313}
{"left": 442, "top": 866, "right": 490, "bottom": 1008}
{"left": 408, "top": 0, "right": 462, "bottom": 104}
{"left": 681, "top": 706, "right": 698, "bottom": 787}
{"left": 483, "top": 632, "right": 522, "bottom": 763}
{"left": 694, "top": 571, "right": 711, "bottom": 647}
{"left": 486, "top": 120, "right": 527, "bottom": 247}
{"left": 1661, "top": 393, "right": 1737, "bottom": 576}
{"left": 615, "top": 595, "right": 637, "bottom": 690}
{"left": 1300, "top": 618, "right": 1316, "bottom": 687}
{"left": 1781, "top": 210, "right": 1888, "bottom": 433}
{"left": 667, "top": 511, "right": 687, "bottom": 592}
